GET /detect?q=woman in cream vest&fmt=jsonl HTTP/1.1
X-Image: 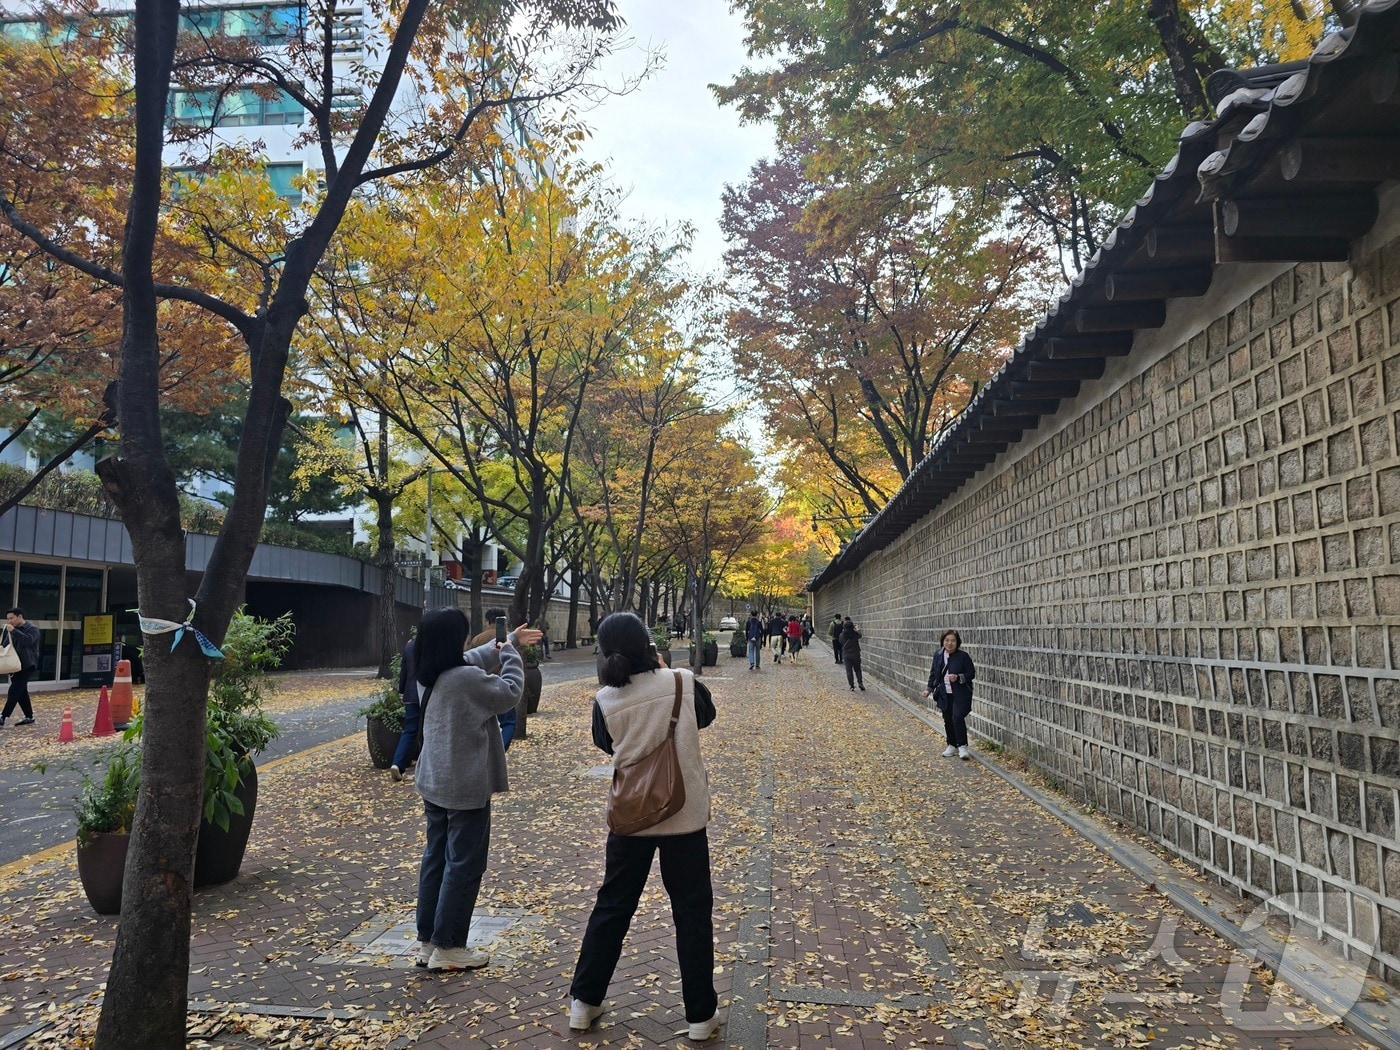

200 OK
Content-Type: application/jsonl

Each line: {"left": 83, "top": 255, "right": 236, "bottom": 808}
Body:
{"left": 567, "top": 611, "right": 721, "bottom": 1041}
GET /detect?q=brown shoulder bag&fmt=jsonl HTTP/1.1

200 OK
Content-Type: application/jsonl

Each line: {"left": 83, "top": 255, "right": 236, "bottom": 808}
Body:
{"left": 607, "top": 670, "right": 687, "bottom": 836}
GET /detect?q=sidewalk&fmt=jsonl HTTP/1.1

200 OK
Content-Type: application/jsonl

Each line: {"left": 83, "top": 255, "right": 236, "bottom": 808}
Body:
{"left": 0, "top": 643, "right": 1390, "bottom": 1047}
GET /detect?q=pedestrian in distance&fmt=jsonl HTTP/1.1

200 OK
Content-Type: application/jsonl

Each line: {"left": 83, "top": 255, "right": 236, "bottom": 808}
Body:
{"left": 828, "top": 614, "right": 843, "bottom": 664}
{"left": 389, "top": 634, "right": 419, "bottom": 781}
{"left": 411, "top": 606, "right": 540, "bottom": 972}
{"left": 568, "top": 611, "right": 721, "bottom": 1040}
{"left": 785, "top": 615, "right": 803, "bottom": 662}
{"left": 923, "top": 629, "right": 976, "bottom": 760}
{"left": 840, "top": 617, "right": 864, "bottom": 691}
{"left": 1, "top": 607, "right": 41, "bottom": 726}
{"left": 800, "top": 614, "right": 813, "bottom": 647}
{"left": 744, "top": 610, "right": 765, "bottom": 671}
{"left": 538, "top": 613, "right": 552, "bottom": 660}
{"left": 767, "top": 612, "right": 786, "bottom": 664}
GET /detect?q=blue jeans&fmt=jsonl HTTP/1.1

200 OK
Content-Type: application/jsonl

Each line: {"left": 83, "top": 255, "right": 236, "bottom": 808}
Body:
{"left": 391, "top": 702, "right": 419, "bottom": 771}
{"left": 417, "top": 800, "right": 491, "bottom": 947}
{"left": 746, "top": 639, "right": 761, "bottom": 668}
{"left": 571, "top": 829, "right": 717, "bottom": 1023}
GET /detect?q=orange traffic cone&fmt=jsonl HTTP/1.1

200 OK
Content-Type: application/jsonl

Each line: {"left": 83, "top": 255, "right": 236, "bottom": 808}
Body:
{"left": 58, "top": 707, "right": 74, "bottom": 743}
{"left": 110, "top": 660, "right": 134, "bottom": 728}
{"left": 92, "top": 685, "right": 115, "bottom": 737}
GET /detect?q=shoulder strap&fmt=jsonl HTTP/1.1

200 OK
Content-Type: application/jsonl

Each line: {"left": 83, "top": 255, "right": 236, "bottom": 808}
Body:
{"left": 666, "top": 670, "right": 684, "bottom": 739}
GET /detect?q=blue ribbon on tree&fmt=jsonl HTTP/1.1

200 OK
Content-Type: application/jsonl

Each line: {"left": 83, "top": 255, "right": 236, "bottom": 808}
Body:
{"left": 135, "top": 599, "right": 225, "bottom": 659}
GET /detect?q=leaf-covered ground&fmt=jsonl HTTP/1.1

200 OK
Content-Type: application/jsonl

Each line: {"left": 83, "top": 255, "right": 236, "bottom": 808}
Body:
{"left": 0, "top": 655, "right": 1382, "bottom": 1047}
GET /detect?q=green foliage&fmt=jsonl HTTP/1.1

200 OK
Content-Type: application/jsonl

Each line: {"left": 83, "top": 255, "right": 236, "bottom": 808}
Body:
{"left": 651, "top": 627, "right": 670, "bottom": 650}
{"left": 358, "top": 650, "right": 404, "bottom": 732}
{"left": 520, "top": 642, "right": 542, "bottom": 664}
{"left": 201, "top": 611, "right": 289, "bottom": 830}
{"left": 73, "top": 742, "right": 141, "bottom": 847}
{"left": 0, "top": 462, "right": 115, "bottom": 517}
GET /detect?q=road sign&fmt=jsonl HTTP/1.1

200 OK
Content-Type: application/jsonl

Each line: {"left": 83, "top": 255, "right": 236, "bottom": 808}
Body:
{"left": 395, "top": 558, "right": 429, "bottom": 568}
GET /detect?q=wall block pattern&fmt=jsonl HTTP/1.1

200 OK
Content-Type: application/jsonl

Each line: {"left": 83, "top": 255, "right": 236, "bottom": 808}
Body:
{"left": 814, "top": 242, "right": 1400, "bottom": 981}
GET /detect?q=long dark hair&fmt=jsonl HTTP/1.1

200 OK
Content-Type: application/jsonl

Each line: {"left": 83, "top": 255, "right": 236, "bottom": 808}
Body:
{"left": 597, "top": 611, "right": 660, "bottom": 688}
{"left": 416, "top": 607, "right": 469, "bottom": 688}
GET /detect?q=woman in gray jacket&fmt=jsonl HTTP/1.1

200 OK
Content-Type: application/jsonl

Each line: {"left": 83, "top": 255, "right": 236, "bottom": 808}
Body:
{"left": 568, "top": 611, "right": 720, "bottom": 1041}
{"left": 411, "top": 607, "right": 538, "bottom": 972}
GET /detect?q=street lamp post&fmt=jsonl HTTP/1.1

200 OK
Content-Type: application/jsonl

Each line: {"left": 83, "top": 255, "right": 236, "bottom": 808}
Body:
{"left": 423, "top": 466, "right": 433, "bottom": 609}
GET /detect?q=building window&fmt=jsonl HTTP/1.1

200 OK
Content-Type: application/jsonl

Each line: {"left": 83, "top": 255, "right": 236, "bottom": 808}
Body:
{"left": 168, "top": 162, "right": 304, "bottom": 203}
{"left": 170, "top": 87, "right": 303, "bottom": 128}
{"left": 179, "top": 4, "right": 304, "bottom": 45}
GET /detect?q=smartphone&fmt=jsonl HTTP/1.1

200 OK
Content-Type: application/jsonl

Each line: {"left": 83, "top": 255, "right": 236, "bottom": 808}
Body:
{"left": 495, "top": 616, "right": 508, "bottom": 644}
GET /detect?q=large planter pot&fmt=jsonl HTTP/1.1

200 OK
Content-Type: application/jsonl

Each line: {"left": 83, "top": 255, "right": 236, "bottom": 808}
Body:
{"left": 366, "top": 715, "right": 399, "bottom": 770}
{"left": 729, "top": 634, "right": 746, "bottom": 658}
{"left": 76, "top": 831, "right": 130, "bottom": 915}
{"left": 656, "top": 647, "right": 671, "bottom": 669}
{"left": 194, "top": 762, "right": 258, "bottom": 888}
{"left": 524, "top": 660, "right": 542, "bottom": 715}
{"left": 689, "top": 641, "right": 719, "bottom": 667}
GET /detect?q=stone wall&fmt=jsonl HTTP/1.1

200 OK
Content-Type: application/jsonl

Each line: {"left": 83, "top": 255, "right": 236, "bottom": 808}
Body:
{"left": 813, "top": 217, "right": 1400, "bottom": 980}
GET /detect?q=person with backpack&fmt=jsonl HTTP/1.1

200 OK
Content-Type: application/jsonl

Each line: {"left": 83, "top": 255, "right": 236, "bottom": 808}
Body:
{"left": 828, "top": 614, "right": 843, "bottom": 664}
{"left": 744, "top": 610, "right": 765, "bottom": 671}
{"left": 840, "top": 617, "right": 864, "bottom": 691}
{"left": 767, "top": 612, "right": 787, "bottom": 664}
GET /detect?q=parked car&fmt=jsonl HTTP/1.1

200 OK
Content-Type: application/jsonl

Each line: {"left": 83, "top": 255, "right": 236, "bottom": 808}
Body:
{"left": 718, "top": 615, "right": 740, "bottom": 631}
{"left": 495, "top": 575, "right": 519, "bottom": 589}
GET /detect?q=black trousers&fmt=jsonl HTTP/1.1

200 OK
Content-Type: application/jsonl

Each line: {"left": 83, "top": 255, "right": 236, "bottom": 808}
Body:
{"left": 3, "top": 670, "right": 33, "bottom": 720}
{"left": 571, "top": 828, "right": 717, "bottom": 1023}
{"left": 832, "top": 638, "right": 842, "bottom": 663}
{"left": 844, "top": 656, "right": 863, "bottom": 688}
{"left": 943, "top": 696, "right": 972, "bottom": 747}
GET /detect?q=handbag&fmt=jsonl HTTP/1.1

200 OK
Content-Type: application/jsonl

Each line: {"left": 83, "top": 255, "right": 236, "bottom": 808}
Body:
{"left": 0, "top": 627, "right": 20, "bottom": 676}
{"left": 607, "top": 670, "right": 687, "bottom": 836}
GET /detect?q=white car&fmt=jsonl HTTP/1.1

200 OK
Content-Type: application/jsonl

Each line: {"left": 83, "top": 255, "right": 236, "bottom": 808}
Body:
{"left": 718, "top": 616, "right": 740, "bottom": 631}
{"left": 495, "top": 575, "right": 519, "bottom": 589}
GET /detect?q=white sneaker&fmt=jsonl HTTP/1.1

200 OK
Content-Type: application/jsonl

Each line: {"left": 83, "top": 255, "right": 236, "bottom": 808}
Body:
{"left": 941, "top": 745, "right": 957, "bottom": 758}
{"left": 688, "top": 1012, "right": 721, "bottom": 1040}
{"left": 389, "top": 764, "right": 403, "bottom": 782}
{"left": 414, "top": 941, "right": 432, "bottom": 967}
{"left": 958, "top": 746, "right": 970, "bottom": 760}
{"left": 427, "top": 945, "right": 489, "bottom": 971}
{"left": 568, "top": 999, "right": 604, "bottom": 1030}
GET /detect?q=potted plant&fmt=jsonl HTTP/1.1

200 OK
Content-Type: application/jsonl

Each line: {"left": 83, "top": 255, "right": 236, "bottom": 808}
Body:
{"left": 729, "top": 630, "right": 747, "bottom": 658}
{"left": 652, "top": 625, "right": 671, "bottom": 666}
{"left": 690, "top": 632, "right": 719, "bottom": 667}
{"left": 193, "top": 609, "right": 287, "bottom": 887}
{"left": 73, "top": 742, "right": 141, "bottom": 915}
{"left": 361, "top": 652, "right": 404, "bottom": 770}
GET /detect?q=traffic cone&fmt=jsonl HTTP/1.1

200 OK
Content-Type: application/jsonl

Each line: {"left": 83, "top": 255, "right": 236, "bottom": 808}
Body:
{"left": 58, "top": 707, "right": 74, "bottom": 743}
{"left": 92, "top": 685, "right": 115, "bottom": 737}
{"left": 110, "top": 660, "right": 134, "bottom": 728}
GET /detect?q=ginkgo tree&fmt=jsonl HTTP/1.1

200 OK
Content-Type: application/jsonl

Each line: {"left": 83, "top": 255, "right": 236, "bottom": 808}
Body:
{"left": 0, "top": 1, "right": 625, "bottom": 1045}
{"left": 364, "top": 160, "right": 648, "bottom": 628}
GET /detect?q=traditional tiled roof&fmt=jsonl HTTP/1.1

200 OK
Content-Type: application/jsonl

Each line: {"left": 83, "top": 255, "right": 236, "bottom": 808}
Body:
{"left": 810, "top": 0, "right": 1400, "bottom": 590}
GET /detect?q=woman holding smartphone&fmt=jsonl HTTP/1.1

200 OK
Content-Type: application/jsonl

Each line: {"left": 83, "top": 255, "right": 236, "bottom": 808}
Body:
{"left": 923, "top": 629, "right": 976, "bottom": 760}
{"left": 411, "top": 607, "right": 539, "bottom": 971}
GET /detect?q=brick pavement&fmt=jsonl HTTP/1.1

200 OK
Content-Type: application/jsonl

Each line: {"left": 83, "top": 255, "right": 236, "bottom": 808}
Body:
{"left": 0, "top": 642, "right": 1391, "bottom": 1048}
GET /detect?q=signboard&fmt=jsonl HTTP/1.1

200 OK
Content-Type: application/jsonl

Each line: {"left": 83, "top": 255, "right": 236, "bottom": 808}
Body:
{"left": 481, "top": 569, "right": 498, "bottom": 585}
{"left": 79, "top": 614, "right": 121, "bottom": 688}
{"left": 395, "top": 558, "right": 429, "bottom": 568}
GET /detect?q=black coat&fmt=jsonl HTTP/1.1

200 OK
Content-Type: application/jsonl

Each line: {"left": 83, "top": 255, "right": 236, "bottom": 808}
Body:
{"left": 927, "top": 648, "right": 975, "bottom": 706}
{"left": 6, "top": 621, "right": 40, "bottom": 672}
{"left": 839, "top": 625, "right": 861, "bottom": 659}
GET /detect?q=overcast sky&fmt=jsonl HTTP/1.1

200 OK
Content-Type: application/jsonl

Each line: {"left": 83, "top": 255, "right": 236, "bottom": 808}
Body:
{"left": 577, "top": 0, "right": 775, "bottom": 277}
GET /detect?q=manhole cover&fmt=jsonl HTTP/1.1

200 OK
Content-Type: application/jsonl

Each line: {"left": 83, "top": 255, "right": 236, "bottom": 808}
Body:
{"left": 324, "top": 909, "right": 527, "bottom": 967}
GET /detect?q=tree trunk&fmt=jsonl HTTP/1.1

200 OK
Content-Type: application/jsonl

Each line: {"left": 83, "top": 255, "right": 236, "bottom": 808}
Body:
{"left": 566, "top": 558, "right": 581, "bottom": 648}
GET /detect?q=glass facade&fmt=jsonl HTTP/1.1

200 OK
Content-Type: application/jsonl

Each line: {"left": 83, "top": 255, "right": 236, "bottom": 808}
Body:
{"left": 0, "top": 560, "right": 109, "bottom": 683}
{"left": 170, "top": 88, "right": 303, "bottom": 128}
